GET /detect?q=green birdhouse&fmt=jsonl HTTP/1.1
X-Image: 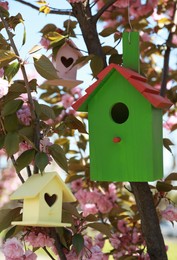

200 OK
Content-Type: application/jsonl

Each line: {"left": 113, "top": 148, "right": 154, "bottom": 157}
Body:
{"left": 73, "top": 32, "right": 172, "bottom": 182}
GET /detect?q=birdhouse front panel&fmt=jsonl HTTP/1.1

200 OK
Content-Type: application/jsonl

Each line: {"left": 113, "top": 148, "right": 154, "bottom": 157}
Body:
{"left": 39, "top": 178, "right": 62, "bottom": 223}
{"left": 87, "top": 69, "right": 163, "bottom": 181}
{"left": 55, "top": 42, "right": 80, "bottom": 80}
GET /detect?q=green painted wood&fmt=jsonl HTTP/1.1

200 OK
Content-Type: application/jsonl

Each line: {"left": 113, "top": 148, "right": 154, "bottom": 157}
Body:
{"left": 88, "top": 69, "right": 162, "bottom": 181}
{"left": 123, "top": 31, "right": 140, "bottom": 73}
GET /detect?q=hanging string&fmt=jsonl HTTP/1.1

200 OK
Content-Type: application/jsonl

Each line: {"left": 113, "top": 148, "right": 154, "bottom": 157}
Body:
{"left": 66, "top": 11, "right": 71, "bottom": 38}
{"left": 127, "top": 0, "right": 133, "bottom": 43}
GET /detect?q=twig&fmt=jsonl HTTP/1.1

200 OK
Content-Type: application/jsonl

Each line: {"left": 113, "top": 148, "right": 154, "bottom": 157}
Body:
{"left": 160, "top": 1, "right": 177, "bottom": 97}
{"left": 0, "top": 10, "right": 40, "bottom": 173}
{"left": 14, "top": 0, "right": 73, "bottom": 16}
{"left": 43, "top": 246, "right": 56, "bottom": 260}
{"left": 50, "top": 228, "right": 67, "bottom": 260}
{"left": 92, "top": 0, "right": 117, "bottom": 23}
{"left": 11, "top": 156, "right": 25, "bottom": 183}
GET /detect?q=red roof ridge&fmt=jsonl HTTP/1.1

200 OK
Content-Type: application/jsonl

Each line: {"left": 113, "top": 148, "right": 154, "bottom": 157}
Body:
{"left": 72, "top": 63, "right": 172, "bottom": 110}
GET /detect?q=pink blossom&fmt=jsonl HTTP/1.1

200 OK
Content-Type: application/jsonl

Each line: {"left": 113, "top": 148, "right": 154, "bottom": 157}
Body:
{"left": 161, "top": 204, "right": 177, "bottom": 222}
{"left": 82, "top": 203, "right": 98, "bottom": 217}
{"left": 40, "top": 137, "right": 52, "bottom": 153}
{"left": 71, "top": 178, "right": 83, "bottom": 192}
{"left": 71, "top": 87, "right": 82, "bottom": 99}
{"left": 94, "top": 233, "right": 105, "bottom": 249}
{"left": 40, "top": 37, "right": 50, "bottom": 49}
{"left": 2, "top": 238, "right": 24, "bottom": 259}
{"left": 17, "top": 103, "right": 31, "bottom": 126}
{"left": 172, "top": 35, "right": 177, "bottom": 46}
{"left": 0, "top": 1, "right": 9, "bottom": 10}
{"left": 117, "top": 219, "right": 130, "bottom": 233}
{"left": 62, "top": 93, "right": 74, "bottom": 109}
{"left": 105, "top": 183, "right": 117, "bottom": 202}
{"left": 97, "top": 196, "right": 113, "bottom": 214}
{"left": 75, "top": 189, "right": 87, "bottom": 204}
{"left": 110, "top": 233, "right": 121, "bottom": 249}
{"left": 25, "top": 231, "right": 55, "bottom": 248}
{"left": 24, "top": 250, "right": 37, "bottom": 260}
{"left": 0, "top": 78, "right": 8, "bottom": 98}
{"left": 163, "top": 113, "right": 177, "bottom": 130}
{"left": 0, "top": 67, "right": 4, "bottom": 77}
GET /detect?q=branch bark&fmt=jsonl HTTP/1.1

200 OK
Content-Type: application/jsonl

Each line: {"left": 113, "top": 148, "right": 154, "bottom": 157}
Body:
{"left": 130, "top": 183, "right": 167, "bottom": 260}
{"left": 14, "top": 0, "right": 72, "bottom": 16}
{"left": 160, "top": 2, "right": 177, "bottom": 97}
{"left": 72, "top": 2, "right": 107, "bottom": 67}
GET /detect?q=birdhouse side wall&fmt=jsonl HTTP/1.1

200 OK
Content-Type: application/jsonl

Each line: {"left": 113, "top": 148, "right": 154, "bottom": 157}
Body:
{"left": 152, "top": 107, "right": 163, "bottom": 179}
{"left": 87, "top": 70, "right": 158, "bottom": 181}
{"left": 39, "top": 178, "right": 62, "bottom": 223}
{"left": 23, "top": 197, "right": 39, "bottom": 222}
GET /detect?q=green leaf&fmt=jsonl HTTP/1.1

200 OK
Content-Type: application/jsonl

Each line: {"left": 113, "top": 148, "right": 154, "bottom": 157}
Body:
{"left": 64, "top": 115, "right": 87, "bottom": 133}
{"left": 15, "top": 149, "right": 35, "bottom": 172}
{"left": 165, "top": 173, "right": 177, "bottom": 181}
{"left": 156, "top": 181, "right": 173, "bottom": 192}
{"left": 163, "top": 138, "right": 174, "bottom": 153}
{"left": 48, "top": 144, "right": 68, "bottom": 172}
{"left": 90, "top": 55, "right": 104, "bottom": 78}
{"left": 72, "top": 234, "right": 84, "bottom": 254}
{"left": 4, "top": 132, "right": 19, "bottom": 156}
{"left": 0, "top": 6, "right": 9, "bottom": 18}
{"left": 0, "top": 50, "right": 17, "bottom": 68}
{"left": 0, "top": 135, "right": 5, "bottom": 149}
{"left": 4, "top": 61, "right": 20, "bottom": 82}
{"left": 86, "top": 223, "right": 111, "bottom": 237}
{"left": 35, "top": 152, "right": 49, "bottom": 172}
{"left": 0, "top": 207, "right": 21, "bottom": 233}
{"left": 99, "top": 27, "right": 116, "bottom": 37}
{"left": 34, "top": 55, "right": 59, "bottom": 80}
{"left": 2, "top": 99, "right": 23, "bottom": 116}
{"left": 4, "top": 114, "right": 20, "bottom": 132}
{"left": 40, "top": 23, "right": 57, "bottom": 35}
{"left": 109, "top": 54, "right": 123, "bottom": 65}
{"left": 40, "top": 104, "right": 56, "bottom": 120}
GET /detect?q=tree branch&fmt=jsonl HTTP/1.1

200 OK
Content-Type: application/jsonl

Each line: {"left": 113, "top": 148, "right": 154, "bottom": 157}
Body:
{"left": 14, "top": 0, "right": 73, "bottom": 16}
{"left": 160, "top": 2, "right": 177, "bottom": 97}
{"left": 92, "top": 0, "right": 117, "bottom": 23}
{"left": 50, "top": 228, "right": 67, "bottom": 260}
{"left": 130, "top": 182, "right": 167, "bottom": 259}
{"left": 0, "top": 11, "right": 40, "bottom": 173}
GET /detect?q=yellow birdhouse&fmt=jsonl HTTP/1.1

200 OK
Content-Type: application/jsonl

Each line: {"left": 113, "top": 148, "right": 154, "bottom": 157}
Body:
{"left": 10, "top": 172, "right": 76, "bottom": 227}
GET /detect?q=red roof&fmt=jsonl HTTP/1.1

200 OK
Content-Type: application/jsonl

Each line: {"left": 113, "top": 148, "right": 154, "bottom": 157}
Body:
{"left": 72, "top": 63, "right": 172, "bottom": 110}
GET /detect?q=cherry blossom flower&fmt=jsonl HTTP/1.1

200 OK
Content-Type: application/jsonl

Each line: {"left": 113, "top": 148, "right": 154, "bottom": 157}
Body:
{"left": 0, "top": 78, "right": 8, "bottom": 98}
{"left": 24, "top": 250, "right": 37, "bottom": 260}
{"left": 2, "top": 237, "right": 24, "bottom": 259}
{"left": 0, "top": 67, "right": 4, "bottom": 77}
{"left": 40, "top": 37, "right": 50, "bottom": 49}
{"left": 161, "top": 204, "right": 177, "bottom": 222}
{"left": 71, "top": 178, "right": 83, "bottom": 192}
{"left": 17, "top": 103, "right": 31, "bottom": 126}
{"left": 25, "top": 231, "right": 55, "bottom": 248}
{"left": 0, "top": 1, "right": 9, "bottom": 10}
{"left": 62, "top": 93, "right": 74, "bottom": 109}
{"left": 163, "top": 112, "right": 177, "bottom": 130}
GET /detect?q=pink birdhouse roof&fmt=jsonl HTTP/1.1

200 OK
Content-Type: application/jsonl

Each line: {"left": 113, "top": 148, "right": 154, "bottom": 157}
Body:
{"left": 72, "top": 63, "right": 172, "bottom": 111}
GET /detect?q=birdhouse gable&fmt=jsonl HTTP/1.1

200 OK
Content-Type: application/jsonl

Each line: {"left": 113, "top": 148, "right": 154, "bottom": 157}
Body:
{"left": 72, "top": 63, "right": 172, "bottom": 111}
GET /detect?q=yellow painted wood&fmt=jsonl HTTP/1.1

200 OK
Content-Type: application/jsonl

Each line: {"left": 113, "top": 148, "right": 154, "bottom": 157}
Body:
{"left": 10, "top": 172, "right": 76, "bottom": 227}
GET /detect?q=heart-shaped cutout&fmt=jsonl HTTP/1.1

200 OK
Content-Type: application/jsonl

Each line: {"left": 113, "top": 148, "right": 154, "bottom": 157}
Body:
{"left": 44, "top": 193, "right": 57, "bottom": 207}
{"left": 61, "top": 56, "right": 74, "bottom": 68}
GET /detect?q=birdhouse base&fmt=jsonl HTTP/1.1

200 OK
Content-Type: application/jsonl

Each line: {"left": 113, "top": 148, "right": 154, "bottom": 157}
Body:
{"left": 11, "top": 221, "right": 71, "bottom": 227}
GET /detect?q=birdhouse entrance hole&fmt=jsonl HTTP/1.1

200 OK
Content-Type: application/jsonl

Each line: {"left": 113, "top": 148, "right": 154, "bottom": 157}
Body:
{"left": 61, "top": 56, "right": 74, "bottom": 68}
{"left": 111, "top": 102, "right": 129, "bottom": 124}
{"left": 44, "top": 193, "right": 57, "bottom": 207}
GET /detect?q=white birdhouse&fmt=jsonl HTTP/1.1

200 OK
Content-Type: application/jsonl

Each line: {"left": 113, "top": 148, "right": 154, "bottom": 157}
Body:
{"left": 54, "top": 39, "right": 84, "bottom": 80}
